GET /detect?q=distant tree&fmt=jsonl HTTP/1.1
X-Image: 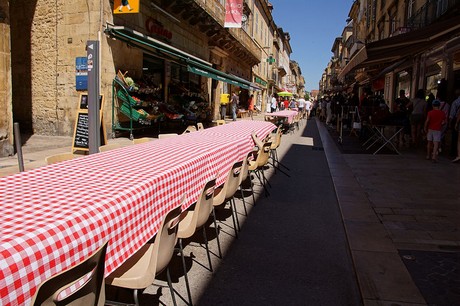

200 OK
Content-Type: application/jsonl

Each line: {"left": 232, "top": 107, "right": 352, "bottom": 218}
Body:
{"left": 304, "top": 92, "right": 310, "bottom": 100}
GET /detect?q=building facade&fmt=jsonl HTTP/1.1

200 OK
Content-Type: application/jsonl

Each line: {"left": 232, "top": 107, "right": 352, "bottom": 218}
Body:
{"left": 0, "top": 0, "right": 303, "bottom": 156}
{"left": 323, "top": 0, "right": 460, "bottom": 109}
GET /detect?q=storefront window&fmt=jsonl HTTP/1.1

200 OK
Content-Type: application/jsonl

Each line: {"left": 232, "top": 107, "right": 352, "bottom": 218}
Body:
{"left": 425, "top": 61, "right": 442, "bottom": 98}
{"left": 396, "top": 70, "right": 411, "bottom": 99}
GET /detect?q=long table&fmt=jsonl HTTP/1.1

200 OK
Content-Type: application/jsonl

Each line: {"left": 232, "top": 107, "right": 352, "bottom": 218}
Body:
{"left": 0, "top": 120, "right": 276, "bottom": 305}
{"left": 265, "top": 110, "right": 298, "bottom": 124}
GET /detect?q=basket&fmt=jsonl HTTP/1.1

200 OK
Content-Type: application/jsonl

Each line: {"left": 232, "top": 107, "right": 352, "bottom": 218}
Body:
{"left": 117, "top": 90, "right": 141, "bottom": 106}
{"left": 120, "top": 103, "right": 148, "bottom": 121}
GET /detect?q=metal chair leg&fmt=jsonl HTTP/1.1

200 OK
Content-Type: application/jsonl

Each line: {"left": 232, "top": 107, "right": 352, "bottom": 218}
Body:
{"left": 232, "top": 197, "right": 241, "bottom": 232}
{"left": 240, "top": 187, "right": 248, "bottom": 216}
{"left": 228, "top": 199, "right": 239, "bottom": 238}
{"left": 166, "top": 267, "right": 178, "bottom": 306}
{"left": 178, "top": 239, "right": 193, "bottom": 305}
{"left": 212, "top": 207, "right": 222, "bottom": 258}
{"left": 202, "top": 227, "right": 213, "bottom": 272}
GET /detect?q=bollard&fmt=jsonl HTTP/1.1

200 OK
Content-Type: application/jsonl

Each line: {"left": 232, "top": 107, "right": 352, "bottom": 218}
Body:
{"left": 13, "top": 122, "right": 25, "bottom": 172}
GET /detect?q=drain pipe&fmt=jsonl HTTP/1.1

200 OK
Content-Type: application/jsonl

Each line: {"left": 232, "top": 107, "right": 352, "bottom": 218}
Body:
{"left": 13, "top": 122, "right": 24, "bottom": 172}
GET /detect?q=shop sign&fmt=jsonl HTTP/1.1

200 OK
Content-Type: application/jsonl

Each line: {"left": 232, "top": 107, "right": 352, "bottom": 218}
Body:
{"left": 146, "top": 18, "right": 172, "bottom": 41}
{"left": 224, "top": 0, "right": 243, "bottom": 28}
{"left": 113, "top": 0, "right": 140, "bottom": 14}
{"left": 255, "top": 77, "right": 267, "bottom": 87}
{"left": 75, "top": 57, "right": 88, "bottom": 91}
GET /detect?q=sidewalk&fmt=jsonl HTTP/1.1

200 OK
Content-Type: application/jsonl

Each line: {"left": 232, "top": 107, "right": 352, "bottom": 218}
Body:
{"left": 1, "top": 117, "right": 459, "bottom": 305}
{"left": 318, "top": 119, "right": 460, "bottom": 305}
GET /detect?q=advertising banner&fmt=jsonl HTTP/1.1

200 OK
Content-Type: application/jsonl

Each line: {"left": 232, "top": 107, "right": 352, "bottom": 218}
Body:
{"left": 224, "top": 0, "right": 243, "bottom": 28}
{"left": 113, "top": 0, "right": 139, "bottom": 14}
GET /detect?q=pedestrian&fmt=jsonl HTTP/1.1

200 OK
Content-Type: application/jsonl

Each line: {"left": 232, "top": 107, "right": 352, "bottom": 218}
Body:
{"left": 448, "top": 89, "right": 460, "bottom": 158}
{"left": 407, "top": 89, "right": 426, "bottom": 146}
{"left": 393, "top": 89, "right": 410, "bottom": 147}
{"left": 326, "top": 96, "right": 332, "bottom": 125}
{"left": 271, "top": 95, "right": 277, "bottom": 113}
{"left": 298, "top": 98, "right": 305, "bottom": 117}
{"left": 305, "top": 99, "right": 312, "bottom": 118}
{"left": 231, "top": 92, "right": 239, "bottom": 121}
{"left": 220, "top": 95, "right": 228, "bottom": 120}
{"left": 424, "top": 99, "right": 446, "bottom": 162}
{"left": 248, "top": 94, "right": 254, "bottom": 119}
{"left": 452, "top": 109, "right": 460, "bottom": 163}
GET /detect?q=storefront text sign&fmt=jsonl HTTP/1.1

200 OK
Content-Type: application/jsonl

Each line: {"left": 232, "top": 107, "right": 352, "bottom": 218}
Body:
{"left": 224, "top": 0, "right": 243, "bottom": 28}
{"left": 146, "top": 18, "right": 172, "bottom": 41}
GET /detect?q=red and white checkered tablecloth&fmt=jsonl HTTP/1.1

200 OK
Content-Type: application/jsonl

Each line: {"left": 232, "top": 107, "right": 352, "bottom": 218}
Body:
{"left": 0, "top": 120, "right": 275, "bottom": 306}
{"left": 266, "top": 110, "right": 298, "bottom": 123}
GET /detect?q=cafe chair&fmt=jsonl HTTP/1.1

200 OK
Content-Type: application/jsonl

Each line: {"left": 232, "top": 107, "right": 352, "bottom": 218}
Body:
{"left": 45, "top": 152, "right": 75, "bottom": 165}
{"left": 248, "top": 141, "right": 272, "bottom": 197}
{"left": 182, "top": 125, "right": 197, "bottom": 134}
{"left": 213, "top": 160, "right": 244, "bottom": 256}
{"left": 99, "top": 143, "right": 122, "bottom": 152}
{"left": 176, "top": 178, "right": 217, "bottom": 305}
{"left": 31, "top": 241, "right": 108, "bottom": 306}
{"left": 197, "top": 122, "right": 204, "bottom": 130}
{"left": 215, "top": 120, "right": 226, "bottom": 126}
{"left": 158, "top": 133, "right": 178, "bottom": 139}
{"left": 132, "top": 137, "right": 154, "bottom": 144}
{"left": 106, "top": 199, "right": 184, "bottom": 306}
{"left": 237, "top": 153, "right": 252, "bottom": 214}
{"left": 268, "top": 126, "right": 290, "bottom": 177}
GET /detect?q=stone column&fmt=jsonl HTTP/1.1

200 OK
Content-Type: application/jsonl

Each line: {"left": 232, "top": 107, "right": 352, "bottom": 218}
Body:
{"left": 0, "top": 3, "right": 14, "bottom": 156}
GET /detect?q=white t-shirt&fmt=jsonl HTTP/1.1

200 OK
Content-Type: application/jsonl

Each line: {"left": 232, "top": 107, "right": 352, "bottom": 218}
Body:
{"left": 305, "top": 100, "right": 312, "bottom": 110}
{"left": 271, "top": 97, "right": 277, "bottom": 109}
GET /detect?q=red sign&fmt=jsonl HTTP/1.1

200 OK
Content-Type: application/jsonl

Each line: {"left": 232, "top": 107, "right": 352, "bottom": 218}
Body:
{"left": 224, "top": 0, "right": 243, "bottom": 28}
{"left": 145, "top": 18, "right": 172, "bottom": 40}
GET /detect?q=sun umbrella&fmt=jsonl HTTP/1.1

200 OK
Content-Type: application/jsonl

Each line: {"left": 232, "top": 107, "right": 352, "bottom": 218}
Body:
{"left": 277, "top": 91, "right": 293, "bottom": 97}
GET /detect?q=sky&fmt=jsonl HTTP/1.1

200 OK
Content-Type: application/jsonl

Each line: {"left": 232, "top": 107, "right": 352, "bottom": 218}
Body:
{"left": 269, "top": 0, "right": 354, "bottom": 92}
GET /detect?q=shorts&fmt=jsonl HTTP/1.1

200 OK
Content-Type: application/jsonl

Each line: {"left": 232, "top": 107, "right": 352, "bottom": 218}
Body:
{"left": 427, "top": 129, "right": 441, "bottom": 142}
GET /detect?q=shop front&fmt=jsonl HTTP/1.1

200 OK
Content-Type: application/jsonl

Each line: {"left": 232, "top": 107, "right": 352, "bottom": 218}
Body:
{"left": 105, "top": 24, "right": 254, "bottom": 137}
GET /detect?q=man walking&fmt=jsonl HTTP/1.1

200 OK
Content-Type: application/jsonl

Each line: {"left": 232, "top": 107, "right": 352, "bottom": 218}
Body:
{"left": 231, "top": 92, "right": 239, "bottom": 121}
{"left": 449, "top": 89, "right": 460, "bottom": 158}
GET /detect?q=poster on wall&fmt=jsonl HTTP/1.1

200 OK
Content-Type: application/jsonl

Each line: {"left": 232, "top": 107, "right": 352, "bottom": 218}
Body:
{"left": 224, "top": 0, "right": 243, "bottom": 28}
{"left": 113, "top": 0, "right": 140, "bottom": 14}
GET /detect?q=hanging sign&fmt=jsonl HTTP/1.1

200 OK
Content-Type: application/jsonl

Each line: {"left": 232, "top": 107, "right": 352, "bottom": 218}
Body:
{"left": 113, "top": 0, "right": 139, "bottom": 14}
{"left": 224, "top": 0, "right": 243, "bottom": 28}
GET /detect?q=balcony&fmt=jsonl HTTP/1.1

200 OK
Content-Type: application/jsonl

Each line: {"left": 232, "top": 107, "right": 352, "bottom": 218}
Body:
{"left": 408, "top": 0, "right": 460, "bottom": 29}
{"left": 194, "top": 0, "right": 261, "bottom": 62}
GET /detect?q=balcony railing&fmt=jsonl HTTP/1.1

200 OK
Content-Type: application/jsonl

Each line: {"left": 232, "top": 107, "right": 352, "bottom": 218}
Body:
{"left": 408, "top": 0, "right": 460, "bottom": 29}
{"left": 194, "top": 0, "right": 261, "bottom": 61}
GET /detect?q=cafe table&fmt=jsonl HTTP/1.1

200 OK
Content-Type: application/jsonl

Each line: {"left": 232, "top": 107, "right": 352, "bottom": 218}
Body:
{"left": 265, "top": 110, "right": 298, "bottom": 124}
{"left": 0, "top": 120, "right": 276, "bottom": 306}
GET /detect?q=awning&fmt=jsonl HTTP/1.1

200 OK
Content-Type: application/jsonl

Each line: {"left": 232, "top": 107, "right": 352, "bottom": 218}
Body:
{"left": 339, "top": 16, "right": 460, "bottom": 79}
{"left": 104, "top": 24, "right": 252, "bottom": 89}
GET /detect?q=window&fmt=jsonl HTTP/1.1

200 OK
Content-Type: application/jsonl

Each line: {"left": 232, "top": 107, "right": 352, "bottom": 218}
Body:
{"left": 407, "top": 0, "right": 415, "bottom": 19}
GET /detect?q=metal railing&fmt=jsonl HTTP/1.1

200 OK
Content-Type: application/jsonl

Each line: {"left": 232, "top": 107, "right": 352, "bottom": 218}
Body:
{"left": 408, "top": 0, "right": 460, "bottom": 29}
{"left": 193, "top": 0, "right": 261, "bottom": 61}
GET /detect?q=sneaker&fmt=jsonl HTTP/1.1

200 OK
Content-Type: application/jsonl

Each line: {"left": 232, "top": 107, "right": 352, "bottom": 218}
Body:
{"left": 452, "top": 157, "right": 460, "bottom": 163}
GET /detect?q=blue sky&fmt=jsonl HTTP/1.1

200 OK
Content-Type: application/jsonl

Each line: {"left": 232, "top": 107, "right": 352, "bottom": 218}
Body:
{"left": 269, "top": 0, "right": 353, "bottom": 92}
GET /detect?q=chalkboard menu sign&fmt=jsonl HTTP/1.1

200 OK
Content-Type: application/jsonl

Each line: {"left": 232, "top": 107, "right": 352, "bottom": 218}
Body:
{"left": 72, "top": 94, "right": 107, "bottom": 152}
{"left": 73, "top": 112, "right": 89, "bottom": 149}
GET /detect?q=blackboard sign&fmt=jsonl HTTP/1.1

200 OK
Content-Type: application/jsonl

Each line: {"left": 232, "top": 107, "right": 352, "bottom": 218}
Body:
{"left": 72, "top": 94, "right": 107, "bottom": 152}
{"left": 73, "top": 112, "right": 89, "bottom": 149}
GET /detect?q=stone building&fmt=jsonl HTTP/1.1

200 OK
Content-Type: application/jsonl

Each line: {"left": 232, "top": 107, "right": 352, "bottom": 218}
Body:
{"left": 333, "top": 0, "right": 460, "bottom": 108}
{"left": 0, "top": 0, "right": 301, "bottom": 157}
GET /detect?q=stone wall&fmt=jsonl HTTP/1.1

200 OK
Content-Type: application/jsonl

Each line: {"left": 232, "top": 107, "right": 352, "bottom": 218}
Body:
{"left": 0, "top": 2, "right": 13, "bottom": 156}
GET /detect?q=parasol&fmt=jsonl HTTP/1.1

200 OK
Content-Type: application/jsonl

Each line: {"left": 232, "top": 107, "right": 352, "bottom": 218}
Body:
{"left": 277, "top": 91, "right": 293, "bottom": 97}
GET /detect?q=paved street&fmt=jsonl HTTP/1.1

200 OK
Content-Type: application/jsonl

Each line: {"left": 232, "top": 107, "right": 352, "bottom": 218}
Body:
{"left": 1, "top": 115, "right": 459, "bottom": 305}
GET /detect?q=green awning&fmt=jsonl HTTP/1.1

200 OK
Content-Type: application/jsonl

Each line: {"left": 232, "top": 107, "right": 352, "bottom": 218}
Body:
{"left": 105, "top": 24, "right": 252, "bottom": 89}
{"left": 186, "top": 62, "right": 250, "bottom": 89}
